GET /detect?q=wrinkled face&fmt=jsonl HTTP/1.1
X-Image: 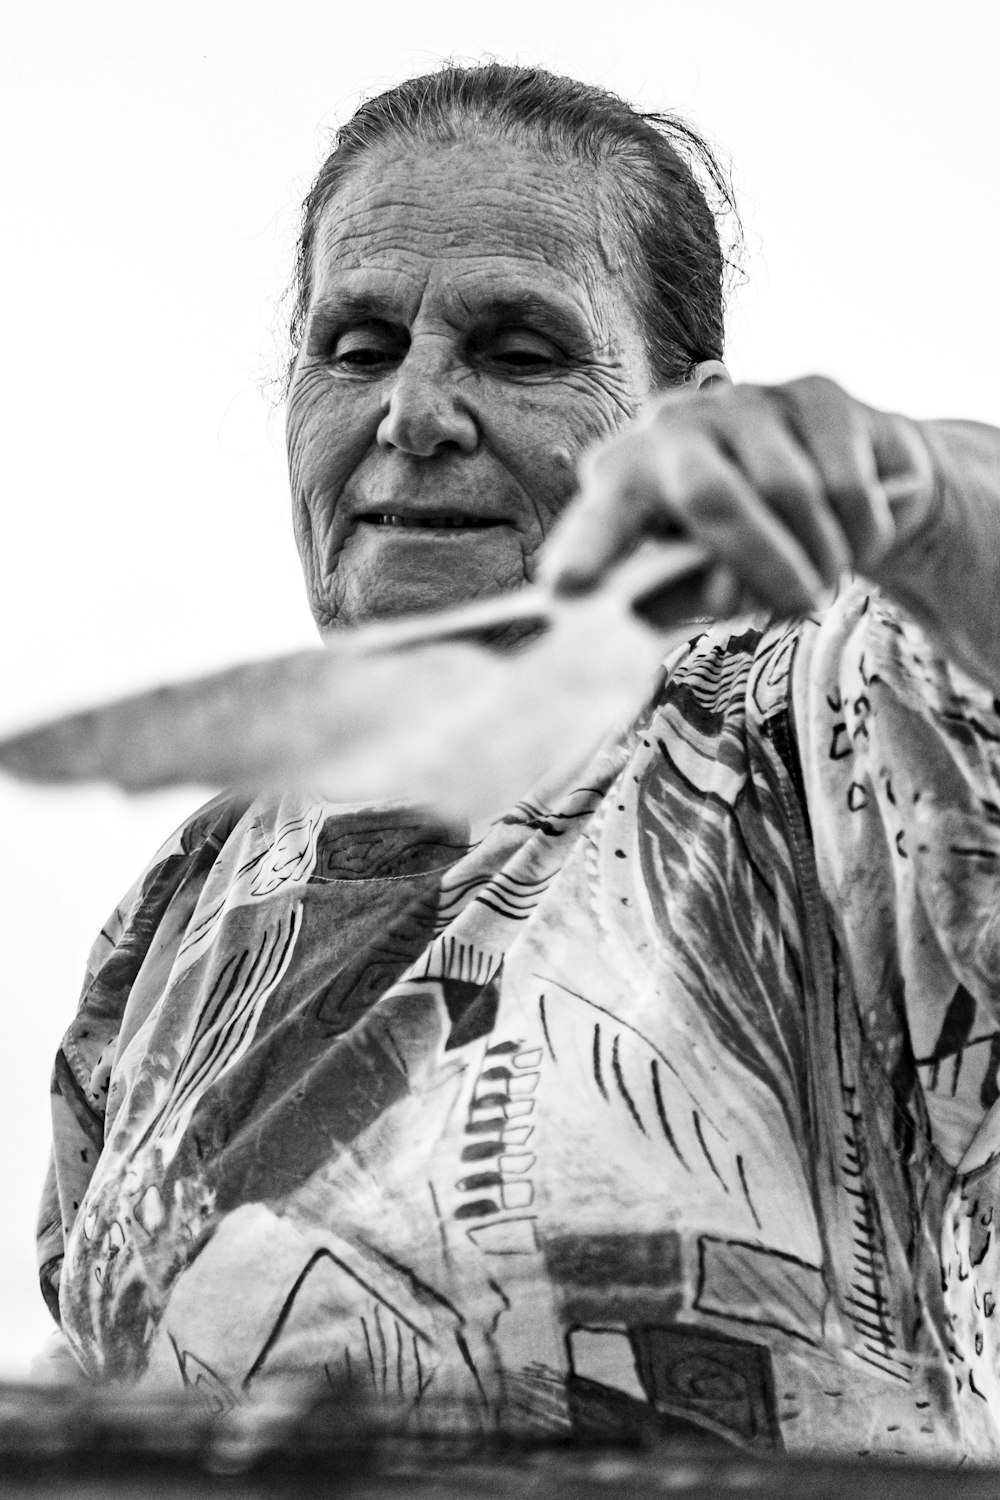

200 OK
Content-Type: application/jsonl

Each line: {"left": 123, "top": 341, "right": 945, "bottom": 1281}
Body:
{"left": 286, "top": 139, "right": 654, "bottom": 630}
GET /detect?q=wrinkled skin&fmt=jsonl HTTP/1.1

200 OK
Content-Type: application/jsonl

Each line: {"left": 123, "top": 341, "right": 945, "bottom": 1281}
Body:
{"left": 285, "top": 140, "right": 679, "bottom": 630}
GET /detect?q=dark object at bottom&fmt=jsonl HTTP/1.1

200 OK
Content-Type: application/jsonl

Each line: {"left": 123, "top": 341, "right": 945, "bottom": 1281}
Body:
{"left": 0, "top": 1379, "right": 991, "bottom": 1498}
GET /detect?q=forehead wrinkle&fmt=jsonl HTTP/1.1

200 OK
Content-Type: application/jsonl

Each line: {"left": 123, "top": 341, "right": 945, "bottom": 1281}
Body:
{"left": 308, "top": 259, "right": 429, "bottom": 321}
{"left": 315, "top": 197, "right": 596, "bottom": 277}
{"left": 312, "top": 142, "right": 618, "bottom": 291}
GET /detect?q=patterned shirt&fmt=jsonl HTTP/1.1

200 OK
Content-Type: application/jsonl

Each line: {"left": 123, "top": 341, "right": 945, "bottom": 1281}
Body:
{"left": 37, "top": 583, "right": 1000, "bottom": 1459}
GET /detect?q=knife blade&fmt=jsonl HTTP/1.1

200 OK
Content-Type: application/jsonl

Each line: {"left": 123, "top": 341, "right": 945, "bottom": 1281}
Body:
{"left": 0, "top": 542, "right": 711, "bottom": 822}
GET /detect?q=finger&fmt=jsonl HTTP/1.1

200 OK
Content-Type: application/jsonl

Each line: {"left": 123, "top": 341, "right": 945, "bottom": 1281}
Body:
{"left": 544, "top": 422, "right": 830, "bottom": 616}
{"left": 539, "top": 431, "right": 681, "bottom": 593}
{"left": 867, "top": 409, "right": 938, "bottom": 540}
{"left": 772, "top": 377, "right": 896, "bottom": 568}
{"left": 708, "top": 409, "right": 852, "bottom": 587}
{"left": 653, "top": 436, "right": 828, "bottom": 613}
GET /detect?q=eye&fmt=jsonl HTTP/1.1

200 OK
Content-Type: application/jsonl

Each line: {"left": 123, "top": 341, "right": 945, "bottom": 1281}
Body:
{"left": 329, "top": 323, "right": 406, "bottom": 370}
{"left": 483, "top": 328, "right": 563, "bottom": 373}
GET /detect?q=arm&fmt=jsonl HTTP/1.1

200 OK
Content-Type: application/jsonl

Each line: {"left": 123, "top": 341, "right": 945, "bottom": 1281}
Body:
{"left": 37, "top": 792, "right": 246, "bottom": 1348}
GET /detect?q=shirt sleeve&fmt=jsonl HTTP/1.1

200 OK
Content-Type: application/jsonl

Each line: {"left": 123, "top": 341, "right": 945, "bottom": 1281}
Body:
{"left": 793, "top": 580, "right": 1000, "bottom": 1168}
{"left": 36, "top": 792, "right": 247, "bottom": 1326}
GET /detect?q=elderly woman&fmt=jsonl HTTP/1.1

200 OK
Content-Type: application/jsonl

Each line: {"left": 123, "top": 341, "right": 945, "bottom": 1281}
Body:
{"left": 36, "top": 63, "right": 1000, "bottom": 1459}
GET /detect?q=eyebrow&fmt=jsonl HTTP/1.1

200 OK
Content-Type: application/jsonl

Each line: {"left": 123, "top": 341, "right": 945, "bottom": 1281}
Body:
{"left": 471, "top": 293, "right": 592, "bottom": 350}
{"left": 307, "top": 292, "right": 400, "bottom": 330}
{"left": 306, "top": 288, "right": 594, "bottom": 351}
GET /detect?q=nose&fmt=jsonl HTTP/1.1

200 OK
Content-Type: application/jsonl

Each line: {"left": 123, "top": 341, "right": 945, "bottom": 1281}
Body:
{"left": 376, "top": 344, "right": 478, "bottom": 457}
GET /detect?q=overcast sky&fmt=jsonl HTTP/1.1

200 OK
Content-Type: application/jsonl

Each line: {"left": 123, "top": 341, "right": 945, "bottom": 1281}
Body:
{"left": 1, "top": 0, "right": 997, "bottom": 1372}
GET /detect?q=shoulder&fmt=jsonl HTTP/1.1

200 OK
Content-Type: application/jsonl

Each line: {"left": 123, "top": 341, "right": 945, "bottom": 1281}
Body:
{"left": 60, "top": 790, "right": 256, "bottom": 1113}
{"left": 82, "top": 790, "right": 254, "bottom": 992}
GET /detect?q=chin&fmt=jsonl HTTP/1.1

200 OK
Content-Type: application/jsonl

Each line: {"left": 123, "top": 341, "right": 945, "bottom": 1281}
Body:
{"left": 324, "top": 557, "right": 530, "bottom": 630}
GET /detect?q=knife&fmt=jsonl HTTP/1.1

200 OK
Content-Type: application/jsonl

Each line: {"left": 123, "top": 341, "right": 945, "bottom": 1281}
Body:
{"left": 0, "top": 542, "right": 712, "bottom": 822}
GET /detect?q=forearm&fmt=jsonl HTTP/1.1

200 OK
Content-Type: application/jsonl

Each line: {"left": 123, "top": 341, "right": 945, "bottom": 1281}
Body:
{"left": 877, "top": 418, "right": 1000, "bottom": 693}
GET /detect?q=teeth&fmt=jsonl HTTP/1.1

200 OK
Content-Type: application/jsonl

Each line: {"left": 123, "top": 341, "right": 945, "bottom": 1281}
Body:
{"left": 371, "top": 515, "right": 485, "bottom": 529}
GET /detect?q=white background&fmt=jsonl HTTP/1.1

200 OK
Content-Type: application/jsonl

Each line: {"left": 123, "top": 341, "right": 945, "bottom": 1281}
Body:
{"left": 1, "top": 0, "right": 997, "bottom": 1372}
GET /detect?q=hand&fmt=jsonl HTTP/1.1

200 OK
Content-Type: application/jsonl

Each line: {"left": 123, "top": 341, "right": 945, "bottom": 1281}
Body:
{"left": 540, "top": 375, "right": 938, "bottom": 620}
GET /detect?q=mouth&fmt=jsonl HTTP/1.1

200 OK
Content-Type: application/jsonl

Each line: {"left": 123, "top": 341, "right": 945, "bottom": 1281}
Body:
{"left": 356, "top": 512, "right": 507, "bottom": 532}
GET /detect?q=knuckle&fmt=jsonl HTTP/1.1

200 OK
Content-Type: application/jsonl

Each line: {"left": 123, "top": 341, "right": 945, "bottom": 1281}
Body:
{"left": 899, "top": 420, "right": 936, "bottom": 484}
{"left": 788, "top": 373, "right": 845, "bottom": 404}
{"left": 729, "top": 382, "right": 774, "bottom": 408}
{"left": 771, "top": 374, "right": 849, "bottom": 432}
{"left": 710, "top": 385, "right": 789, "bottom": 444}
{"left": 645, "top": 387, "right": 708, "bottom": 434}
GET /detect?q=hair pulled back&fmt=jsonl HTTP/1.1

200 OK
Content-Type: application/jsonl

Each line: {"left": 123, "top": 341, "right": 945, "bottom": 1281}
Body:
{"left": 288, "top": 62, "right": 743, "bottom": 389}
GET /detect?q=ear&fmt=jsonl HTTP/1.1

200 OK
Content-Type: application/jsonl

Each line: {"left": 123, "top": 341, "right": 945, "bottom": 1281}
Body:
{"left": 688, "top": 358, "right": 732, "bottom": 391}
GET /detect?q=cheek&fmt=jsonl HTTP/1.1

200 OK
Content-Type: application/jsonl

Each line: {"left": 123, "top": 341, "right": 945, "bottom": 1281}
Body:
{"left": 521, "top": 447, "right": 577, "bottom": 541}
{"left": 286, "top": 375, "right": 377, "bottom": 545}
{"left": 287, "top": 377, "right": 364, "bottom": 495}
{"left": 490, "top": 384, "right": 632, "bottom": 535}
